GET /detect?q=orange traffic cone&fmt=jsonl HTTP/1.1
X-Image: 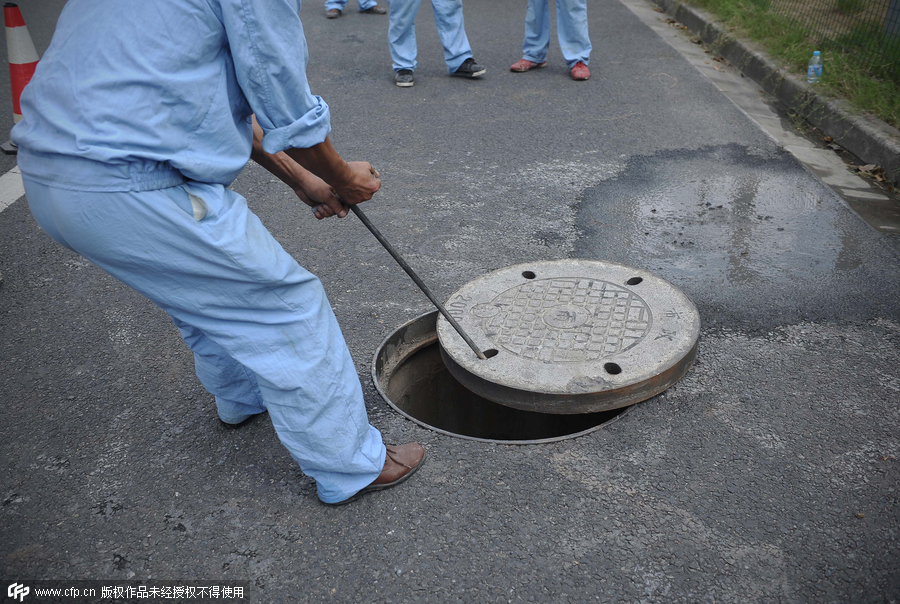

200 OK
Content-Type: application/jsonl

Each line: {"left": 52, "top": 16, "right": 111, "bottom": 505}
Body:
{"left": 3, "top": 2, "right": 39, "bottom": 154}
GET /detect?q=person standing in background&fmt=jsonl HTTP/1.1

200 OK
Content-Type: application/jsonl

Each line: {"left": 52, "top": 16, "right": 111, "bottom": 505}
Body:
{"left": 510, "top": 0, "right": 591, "bottom": 81}
{"left": 388, "top": 0, "right": 485, "bottom": 87}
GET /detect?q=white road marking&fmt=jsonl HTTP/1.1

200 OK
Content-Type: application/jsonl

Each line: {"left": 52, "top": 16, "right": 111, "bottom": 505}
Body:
{"left": 0, "top": 165, "right": 25, "bottom": 212}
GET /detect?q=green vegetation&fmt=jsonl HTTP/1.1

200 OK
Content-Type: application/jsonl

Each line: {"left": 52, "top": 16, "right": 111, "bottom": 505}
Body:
{"left": 836, "top": 0, "right": 864, "bottom": 15}
{"left": 684, "top": 0, "right": 900, "bottom": 130}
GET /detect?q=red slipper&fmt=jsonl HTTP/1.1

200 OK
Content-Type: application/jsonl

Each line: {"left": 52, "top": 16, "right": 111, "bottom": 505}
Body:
{"left": 510, "top": 59, "right": 547, "bottom": 72}
{"left": 570, "top": 61, "right": 590, "bottom": 81}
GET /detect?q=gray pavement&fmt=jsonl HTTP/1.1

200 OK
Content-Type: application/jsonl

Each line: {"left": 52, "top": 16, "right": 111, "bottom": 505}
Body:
{"left": 2, "top": 0, "right": 899, "bottom": 602}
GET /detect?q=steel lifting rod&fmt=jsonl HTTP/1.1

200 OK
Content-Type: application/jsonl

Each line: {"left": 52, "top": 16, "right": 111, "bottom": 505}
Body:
{"left": 347, "top": 203, "right": 487, "bottom": 360}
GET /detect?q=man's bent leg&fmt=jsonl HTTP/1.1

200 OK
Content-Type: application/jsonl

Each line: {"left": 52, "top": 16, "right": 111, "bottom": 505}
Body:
{"left": 24, "top": 179, "right": 386, "bottom": 504}
{"left": 172, "top": 316, "right": 267, "bottom": 424}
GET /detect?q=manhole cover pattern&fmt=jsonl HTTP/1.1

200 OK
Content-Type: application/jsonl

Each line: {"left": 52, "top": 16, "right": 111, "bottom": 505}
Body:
{"left": 475, "top": 278, "right": 652, "bottom": 362}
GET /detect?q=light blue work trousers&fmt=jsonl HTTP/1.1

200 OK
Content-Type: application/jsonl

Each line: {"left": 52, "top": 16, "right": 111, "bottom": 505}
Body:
{"left": 325, "top": 0, "right": 378, "bottom": 11}
{"left": 387, "top": 0, "right": 473, "bottom": 73}
{"left": 521, "top": 0, "right": 591, "bottom": 69}
{"left": 24, "top": 178, "right": 386, "bottom": 504}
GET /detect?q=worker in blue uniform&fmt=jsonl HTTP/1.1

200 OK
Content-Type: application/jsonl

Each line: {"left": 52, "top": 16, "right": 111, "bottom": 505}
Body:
{"left": 509, "top": 0, "right": 592, "bottom": 80}
{"left": 388, "top": 0, "right": 485, "bottom": 87}
{"left": 13, "top": 0, "right": 425, "bottom": 506}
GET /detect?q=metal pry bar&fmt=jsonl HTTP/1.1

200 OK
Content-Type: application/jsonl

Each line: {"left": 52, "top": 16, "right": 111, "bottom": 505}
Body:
{"left": 346, "top": 203, "right": 487, "bottom": 360}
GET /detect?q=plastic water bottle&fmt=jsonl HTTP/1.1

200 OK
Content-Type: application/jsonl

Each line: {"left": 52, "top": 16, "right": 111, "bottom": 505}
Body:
{"left": 807, "top": 51, "right": 823, "bottom": 84}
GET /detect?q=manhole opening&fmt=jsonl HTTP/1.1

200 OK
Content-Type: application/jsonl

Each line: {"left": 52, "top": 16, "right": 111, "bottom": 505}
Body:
{"left": 482, "top": 348, "right": 499, "bottom": 358}
{"left": 374, "top": 313, "right": 628, "bottom": 444}
{"left": 626, "top": 277, "right": 643, "bottom": 285}
{"left": 522, "top": 271, "right": 536, "bottom": 279}
{"left": 604, "top": 362, "right": 622, "bottom": 375}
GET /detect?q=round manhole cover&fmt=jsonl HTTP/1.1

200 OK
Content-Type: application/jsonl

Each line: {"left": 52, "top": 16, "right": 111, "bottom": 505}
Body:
{"left": 436, "top": 260, "right": 700, "bottom": 414}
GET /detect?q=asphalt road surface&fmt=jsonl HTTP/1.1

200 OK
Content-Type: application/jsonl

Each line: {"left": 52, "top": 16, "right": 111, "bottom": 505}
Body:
{"left": 2, "top": 0, "right": 899, "bottom": 602}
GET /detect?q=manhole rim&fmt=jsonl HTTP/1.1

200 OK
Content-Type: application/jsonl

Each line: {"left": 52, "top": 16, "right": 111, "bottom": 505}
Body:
{"left": 372, "top": 310, "right": 632, "bottom": 445}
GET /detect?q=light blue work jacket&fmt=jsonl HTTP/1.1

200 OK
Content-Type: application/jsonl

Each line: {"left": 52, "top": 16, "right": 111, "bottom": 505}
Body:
{"left": 13, "top": 0, "right": 330, "bottom": 192}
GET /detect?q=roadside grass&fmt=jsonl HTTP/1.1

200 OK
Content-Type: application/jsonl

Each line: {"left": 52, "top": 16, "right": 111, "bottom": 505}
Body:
{"left": 684, "top": 0, "right": 900, "bottom": 130}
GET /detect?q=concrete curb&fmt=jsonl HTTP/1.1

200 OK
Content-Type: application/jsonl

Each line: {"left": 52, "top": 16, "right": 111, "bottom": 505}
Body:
{"left": 649, "top": 0, "right": 900, "bottom": 187}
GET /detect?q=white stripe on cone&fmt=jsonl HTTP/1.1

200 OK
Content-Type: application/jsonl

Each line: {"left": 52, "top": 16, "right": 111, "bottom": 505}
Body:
{"left": 6, "top": 26, "right": 39, "bottom": 64}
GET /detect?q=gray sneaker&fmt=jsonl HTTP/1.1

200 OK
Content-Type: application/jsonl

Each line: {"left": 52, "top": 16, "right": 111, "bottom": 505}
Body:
{"left": 394, "top": 69, "right": 414, "bottom": 87}
{"left": 452, "top": 58, "right": 486, "bottom": 78}
{"left": 325, "top": 8, "right": 341, "bottom": 18}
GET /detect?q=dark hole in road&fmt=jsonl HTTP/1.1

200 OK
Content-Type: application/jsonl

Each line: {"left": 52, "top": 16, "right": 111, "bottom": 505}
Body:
{"left": 627, "top": 277, "right": 643, "bottom": 285}
{"left": 374, "top": 312, "right": 628, "bottom": 444}
{"left": 604, "top": 362, "right": 622, "bottom": 375}
{"left": 522, "top": 271, "right": 536, "bottom": 279}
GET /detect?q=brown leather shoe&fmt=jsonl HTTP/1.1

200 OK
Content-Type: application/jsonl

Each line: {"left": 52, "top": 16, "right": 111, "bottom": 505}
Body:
{"left": 325, "top": 8, "right": 341, "bottom": 18}
{"left": 361, "top": 5, "right": 387, "bottom": 14}
{"left": 510, "top": 59, "right": 547, "bottom": 72}
{"left": 324, "top": 443, "right": 425, "bottom": 506}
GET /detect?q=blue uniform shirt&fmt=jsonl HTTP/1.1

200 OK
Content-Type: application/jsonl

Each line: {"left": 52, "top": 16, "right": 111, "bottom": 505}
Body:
{"left": 13, "top": 0, "right": 330, "bottom": 192}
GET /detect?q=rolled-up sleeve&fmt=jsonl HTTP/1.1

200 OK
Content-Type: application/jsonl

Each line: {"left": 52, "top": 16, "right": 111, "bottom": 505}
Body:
{"left": 219, "top": 0, "right": 331, "bottom": 153}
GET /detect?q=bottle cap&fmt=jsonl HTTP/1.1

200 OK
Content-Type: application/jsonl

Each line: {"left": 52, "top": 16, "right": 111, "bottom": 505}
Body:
{"left": 813, "top": 51, "right": 820, "bottom": 55}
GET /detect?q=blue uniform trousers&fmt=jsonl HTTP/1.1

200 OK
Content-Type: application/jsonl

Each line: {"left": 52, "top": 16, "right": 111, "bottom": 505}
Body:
{"left": 387, "top": 0, "right": 473, "bottom": 73}
{"left": 24, "top": 178, "right": 386, "bottom": 504}
{"left": 522, "top": 0, "right": 591, "bottom": 69}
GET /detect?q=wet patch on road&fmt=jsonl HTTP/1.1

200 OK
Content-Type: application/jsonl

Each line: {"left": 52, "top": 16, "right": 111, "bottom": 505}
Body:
{"left": 575, "top": 144, "right": 900, "bottom": 331}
